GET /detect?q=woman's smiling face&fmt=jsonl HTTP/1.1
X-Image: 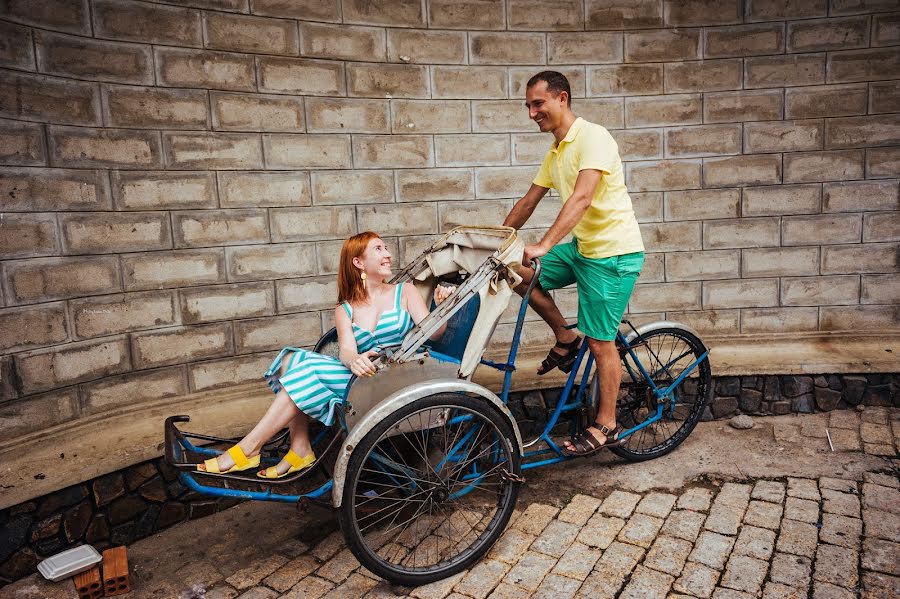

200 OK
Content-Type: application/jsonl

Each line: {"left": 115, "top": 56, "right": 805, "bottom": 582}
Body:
{"left": 354, "top": 237, "right": 392, "bottom": 279}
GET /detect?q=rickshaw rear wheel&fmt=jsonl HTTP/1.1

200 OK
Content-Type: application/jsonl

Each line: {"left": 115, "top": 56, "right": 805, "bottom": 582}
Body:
{"left": 338, "top": 393, "right": 521, "bottom": 586}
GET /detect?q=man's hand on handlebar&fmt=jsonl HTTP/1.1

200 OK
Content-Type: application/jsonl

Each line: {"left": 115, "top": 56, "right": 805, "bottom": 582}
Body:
{"left": 523, "top": 243, "right": 550, "bottom": 264}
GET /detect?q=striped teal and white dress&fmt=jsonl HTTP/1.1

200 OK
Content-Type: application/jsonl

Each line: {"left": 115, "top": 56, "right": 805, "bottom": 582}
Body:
{"left": 263, "top": 283, "right": 414, "bottom": 426}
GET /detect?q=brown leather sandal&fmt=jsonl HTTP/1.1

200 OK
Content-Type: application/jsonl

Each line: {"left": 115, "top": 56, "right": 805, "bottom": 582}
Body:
{"left": 537, "top": 337, "right": 582, "bottom": 376}
{"left": 562, "top": 423, "right": 623, "bottom": 457}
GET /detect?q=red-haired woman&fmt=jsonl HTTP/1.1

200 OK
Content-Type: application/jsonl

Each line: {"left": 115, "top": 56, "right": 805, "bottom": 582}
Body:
{"left": 198, "top": 232, "right": 451, "bottom": 478}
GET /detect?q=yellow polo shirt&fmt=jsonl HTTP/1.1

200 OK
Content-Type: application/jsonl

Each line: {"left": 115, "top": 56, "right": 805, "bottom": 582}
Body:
{"left": 533, "top": 117, "right": 644, "bottom": 259}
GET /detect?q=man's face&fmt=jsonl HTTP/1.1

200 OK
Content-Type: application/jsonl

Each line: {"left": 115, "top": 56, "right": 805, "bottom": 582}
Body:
{"left": 525, "top": 81, "right": 567, "bottom": 133}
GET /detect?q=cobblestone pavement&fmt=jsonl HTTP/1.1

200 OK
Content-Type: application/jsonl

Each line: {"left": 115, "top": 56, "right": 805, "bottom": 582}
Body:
{"left": 5, "top": 408, "right": 898, "bottom": 599}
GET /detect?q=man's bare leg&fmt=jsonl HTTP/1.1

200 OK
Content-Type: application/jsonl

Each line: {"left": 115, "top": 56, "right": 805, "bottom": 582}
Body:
{"left": 513, "top": 264, "right": 578, "bottom": 346}
{"left": 563, "top": 337, "right": 620, "bottom": 449}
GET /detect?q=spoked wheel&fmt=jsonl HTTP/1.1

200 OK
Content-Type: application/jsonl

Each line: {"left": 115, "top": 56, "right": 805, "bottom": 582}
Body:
{"left": 337, "top": 393, "right": 521, "bottom": 586}
{"left": 592, "top": 328, "right": 711, "bottom": 462}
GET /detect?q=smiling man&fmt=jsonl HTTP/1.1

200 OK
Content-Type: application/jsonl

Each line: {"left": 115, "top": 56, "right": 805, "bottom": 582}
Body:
{"left": 502, "top": 70, "right": 645, "bottom": 457}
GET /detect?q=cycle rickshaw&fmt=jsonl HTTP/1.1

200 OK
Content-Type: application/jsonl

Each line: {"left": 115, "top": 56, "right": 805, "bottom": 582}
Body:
{"left": 164, "top": 225, "right": 711, "bottom": 586}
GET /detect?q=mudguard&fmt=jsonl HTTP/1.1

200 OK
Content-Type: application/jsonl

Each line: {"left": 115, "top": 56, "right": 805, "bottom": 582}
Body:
{"left": 621, "top": 320, "right": 706, "bottom": 346}
{"left": 331, "top": 379, "right": 523, "bottom": 508}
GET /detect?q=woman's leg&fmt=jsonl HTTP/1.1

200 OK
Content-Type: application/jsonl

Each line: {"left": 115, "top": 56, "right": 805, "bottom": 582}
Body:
{"left": 202, "top": 352, "right": 302, "bottom": 471}
{"left": 264, "top": 409, "right": 315, "bottom": 476}
{"left": 201, "top": 388, "right": 301, "bottom": 471}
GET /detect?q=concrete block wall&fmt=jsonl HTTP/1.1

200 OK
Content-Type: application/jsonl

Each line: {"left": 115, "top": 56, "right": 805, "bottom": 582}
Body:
{"left": 1, "top": 0, "right": 898, "bottom": 441}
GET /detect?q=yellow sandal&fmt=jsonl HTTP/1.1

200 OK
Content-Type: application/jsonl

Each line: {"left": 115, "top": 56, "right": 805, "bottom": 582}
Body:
{"left": 257, "top": 450, "right": 316, "bottom": 479}
{"left": 198, "top": 445, "right": 260, "bottom": 474}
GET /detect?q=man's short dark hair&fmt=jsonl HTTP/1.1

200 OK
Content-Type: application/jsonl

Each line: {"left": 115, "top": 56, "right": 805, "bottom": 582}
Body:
{"left": 526, "top": 71, "right": 572, "bottom": 106}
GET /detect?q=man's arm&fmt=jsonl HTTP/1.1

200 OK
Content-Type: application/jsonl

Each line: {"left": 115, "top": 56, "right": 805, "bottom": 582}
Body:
{"left": 524, "top": 168, "right": 601, "bottom": 261}
{"left": 503, "top": 183, "right": 550, "bottom": 230}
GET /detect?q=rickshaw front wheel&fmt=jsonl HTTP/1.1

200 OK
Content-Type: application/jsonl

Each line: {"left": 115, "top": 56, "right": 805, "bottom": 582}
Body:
{"left": 337, "top": 393, "right": 521, "bottom": 586}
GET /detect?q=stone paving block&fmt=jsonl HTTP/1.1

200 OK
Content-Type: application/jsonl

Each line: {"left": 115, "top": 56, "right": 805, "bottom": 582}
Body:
{"left": 763, "top": 582, "right": 807, "bottom": 598}
{"left": 410, "top": 571, "right": 465, "bottom": 599}
{"left": 321, "top": 573, "right": 378, "bottom": 599}
{"left": 820, "top": 477, "right": 858, "bottom": 493}
{"left": 620, "top": 564, "right": 674, "bottom": 599}
{"left": 551, "top": 541, "right": 600, "bottom": 581}
{"left": 752, "top": 480, "right": 786, "bottom": 503}
{"left": 503, "top": 551, "right": 556, "bottom": 592}
{"left": 778, "top": 519, "right": 819, "bottom": 558}
{"left": 721, "top": 554, "right": 769, "bottom": 594}
{"left": 600, "top": 490, "right": 642, "bottom": 518}
{"left": 690, "top": 531, "right": 736, "bottom": 570}
{"left": 485, "top": 581, "right": 530, "bottom": 598}
{"left": 704, "top": 503, "right": 744, "bottom": 535}
{"left": 716, "top": 483, "right": 752, "bottom": 508}
{"left": 600, "top": 541, "right": 646, "bottom": 574}
{"left": 788, "top": 478, "right": 821, "bottom": 501}
{"left": 234, "top": 587, "right": 277, "bottom": 599}
{"left": 531, "top": 520, "right": 580, "bottom": 558}
{"left": 310, "top": 532, "right": 344, "bottom": 561}
{"left": 862, "top": 472, "right": 898, "bottom": 489}
{"left": 744, "top": 500, "right": 783, "bottom": 530}
{"left": 577, "top": 568, "right": 625, "bottom": 599}
{"left": 677, "top": 488, "right": 714, "bottom": 512}
{"left": 486, "top": 528, "right": 536, "bottom": 564}
{"left": 734, "top": 525, "right": 776, "bottom": 560}
{"left": 770, "top": 552, "right": 812, "bottom": 588}
{"left": 814, "top": 544, "right": 859, "bottom": 587}
{"left": 315, "top": 548, "right": 359, "bottom": 583}
{"left": 828, "top": 428, "right": 862, "bottom": 452}
{"left": 454, "top": 559, "right": 510, "bottom": 599}
{"left": 828, "top": 411, "right": 861, "bottom": 431}
{"left": 861, "top": 571, "right": 900, "bottom": 598}
{"left": 860, "top": 407, "right": 891, "bottom": 425}
{"left": 636, "top": 493, "right": 678, "bottom": 518}
{"left": 819, "top": 513, "right": 862, "bottom": 549}
{"left": 784, "top": 497, "right": 819, "bottom": 523}
{"left": 799, "top": 414, "right": 829, "bottom": 439}
{"left": 662, "top": 510, "right": 706, "bottom": 542}
{"left": 674, "top": 561, "right": 719, "bottom": 598}
{"left": 862, "top": 538, "right": 900, "bottom": 576}
{"left": 862, "top": 508, "right": 900, "bottom": 541}
{"left": 820, "top": 490, "right": 863, "bottom": 518}
{"left": 864, "top": 443, "right": 897, "bottom": 457}
{"left": 862, "top": 484, "right": 900, "bottom": 513}
{"left": 618, "top": 513, "right": 665, "bottom": 548}
{"left": 532, "top": 573, "right": 581, "bottom": 599}
{"left": 262, "top": 555, "right": 318, "bottom": 592}
{"left": 712, "top": 588, "right": 755, "bottom": 599}
{"left": 577, "top": 513, "right": 625, "bottom": 549}
{"left": 812, "top": 581, "right": 856, "bottom": 598}
{"left": 511, "top": 503, "right": 559, "bottom": 536}
{"left": 644, "top": 536, "right": 693, "bottom": 576}
{"left": 225, "top": 555, "right": 289, "bottom": 590}
{"left": 558, "top": 494, "right": 602, "bottom": 526}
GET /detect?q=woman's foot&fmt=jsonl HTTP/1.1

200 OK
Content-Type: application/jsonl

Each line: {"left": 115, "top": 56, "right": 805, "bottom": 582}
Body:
{"left": 197, "top": 444, "right": 260, "bottom": 474}
{"left": 257, "top": 448, "right": 316, "bottom": 479}
{"left": 562, "top": 421, "right": 622, "bottom": 457}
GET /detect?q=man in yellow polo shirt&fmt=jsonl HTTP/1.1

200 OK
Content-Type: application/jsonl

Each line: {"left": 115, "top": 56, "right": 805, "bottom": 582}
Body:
{"left": 502, "top": 71, "right": 645, "bottom": 457}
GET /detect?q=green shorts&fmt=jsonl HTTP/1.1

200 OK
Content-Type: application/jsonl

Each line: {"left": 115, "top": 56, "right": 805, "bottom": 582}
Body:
{"left": 538, "top": 242, "right": 644, "bottom": 341}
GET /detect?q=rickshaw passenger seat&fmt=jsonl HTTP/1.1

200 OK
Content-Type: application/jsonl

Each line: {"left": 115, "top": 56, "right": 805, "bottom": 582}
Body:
{"left": 425, "top": 294, "right": 481, "bottom": 364}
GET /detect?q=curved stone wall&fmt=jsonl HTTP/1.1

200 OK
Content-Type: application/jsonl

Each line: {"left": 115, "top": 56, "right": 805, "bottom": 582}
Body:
{"left": 1, "top": 0, "right": 899, "bottom": 445}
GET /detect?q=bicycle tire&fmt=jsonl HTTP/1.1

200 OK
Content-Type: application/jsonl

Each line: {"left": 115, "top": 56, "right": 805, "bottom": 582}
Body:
{"left": 337, "top": 393, "right": 521, "bottom": 586}
{"left": 590, "top": 327, "right": 711, "bottom": 462}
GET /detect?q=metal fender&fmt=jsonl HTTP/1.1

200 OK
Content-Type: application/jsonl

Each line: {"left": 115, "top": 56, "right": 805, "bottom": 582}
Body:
{"left": 331, "top": 379, "right": 523, "bottom": 508}
{"left": 622, "top": 320, "right": 706, "bottom": 346}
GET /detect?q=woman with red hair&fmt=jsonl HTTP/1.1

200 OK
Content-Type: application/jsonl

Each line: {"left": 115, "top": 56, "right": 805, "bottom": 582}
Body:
{"left": 199, "top": 232, "right": 451, "bottom": 478}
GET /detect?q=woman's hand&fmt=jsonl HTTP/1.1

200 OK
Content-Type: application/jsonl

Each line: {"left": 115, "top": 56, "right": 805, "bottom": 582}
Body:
{"left": 349, "top": 349, "right": 379, "bottom": 377}
{"left": 434, "top": 284, "right": 454, "bottom": 305}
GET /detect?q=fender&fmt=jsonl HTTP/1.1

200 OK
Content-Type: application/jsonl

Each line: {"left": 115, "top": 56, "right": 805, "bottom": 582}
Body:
{"left": 622, "top": 320, "right": 706, "bottom": 347}
{"left": 331, "top": 379, "right": 523, "bottom": 508}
